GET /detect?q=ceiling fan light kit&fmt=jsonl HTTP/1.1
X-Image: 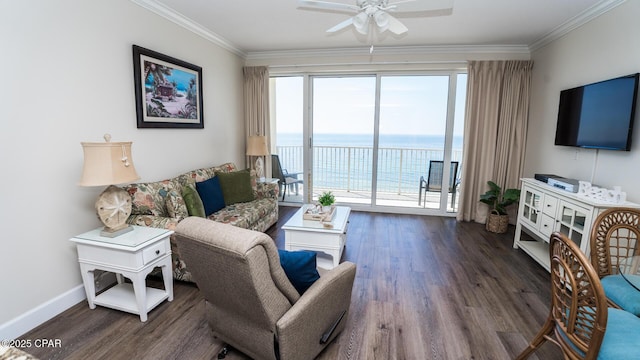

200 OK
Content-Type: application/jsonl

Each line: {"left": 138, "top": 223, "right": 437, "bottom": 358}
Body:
{"left": 298, "top": 0, "right": 454, "bottom": 35}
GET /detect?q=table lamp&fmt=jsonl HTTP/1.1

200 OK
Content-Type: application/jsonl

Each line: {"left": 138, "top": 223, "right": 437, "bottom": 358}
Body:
{"left": 246, "top": 135, "right": 269, "bottom": 180}
{"left": 79, "top": 134, "right": 140, "bottom": 237}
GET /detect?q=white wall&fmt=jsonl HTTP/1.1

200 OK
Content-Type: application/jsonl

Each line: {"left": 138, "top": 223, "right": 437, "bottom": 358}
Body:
{"left": 526, "top": 1, "right": 640, "bottom": 200}
{"left": 0, "top": 0, "right": 245, "bottom": 336}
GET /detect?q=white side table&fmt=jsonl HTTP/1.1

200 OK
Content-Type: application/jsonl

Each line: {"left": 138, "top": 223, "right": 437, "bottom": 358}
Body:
{"left": 70, "top": 226, "right": 174, "bottom": 322}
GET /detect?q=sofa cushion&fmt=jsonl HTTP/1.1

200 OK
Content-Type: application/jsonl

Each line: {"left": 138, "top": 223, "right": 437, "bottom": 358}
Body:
{"left": 165, "top": 189, "right": 189, "bottom": 221}
{"left": 196, "top": 176, "right": 226, "bottom": 216}
{"left": 217, "top": 169, "right": 255, "bottom": 206}
{"left": 182, "top": 184, "right": 206, "bottom": 218}
{"left": 277, "top": 249, "right": 320, "bottom": 294}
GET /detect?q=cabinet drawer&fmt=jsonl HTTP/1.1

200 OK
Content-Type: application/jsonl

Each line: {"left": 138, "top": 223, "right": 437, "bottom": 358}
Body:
{"left": 542, "top": 196, "right": 558, "bottom": 217}
{"left": 143, "top": 241, "right": 167, "bottom": 264}
{"left": 539, "top": 214, "right": 556, "bottom": 239}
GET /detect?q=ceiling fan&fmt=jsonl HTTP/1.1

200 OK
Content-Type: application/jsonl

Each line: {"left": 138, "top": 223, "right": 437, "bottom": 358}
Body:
{"left": 297, "top": 0, "right": 454, "bottom": 35}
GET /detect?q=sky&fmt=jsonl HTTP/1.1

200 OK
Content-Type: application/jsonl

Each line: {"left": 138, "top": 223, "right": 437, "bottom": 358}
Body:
{"left": 273, "top": 74, "right": 467, "bottom": 137}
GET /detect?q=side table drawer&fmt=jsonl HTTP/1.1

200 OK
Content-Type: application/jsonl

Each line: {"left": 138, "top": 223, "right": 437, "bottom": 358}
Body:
{"left": 143, "top": 241, "right": 167, "bottom": 265}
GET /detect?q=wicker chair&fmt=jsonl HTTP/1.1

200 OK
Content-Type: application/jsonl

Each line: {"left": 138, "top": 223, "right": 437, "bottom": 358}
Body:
{"left": 516, "top": 232, "right": 640, "bottom": 359}
{"left": 589, "top": 207, "right": 640, "bottom": 315}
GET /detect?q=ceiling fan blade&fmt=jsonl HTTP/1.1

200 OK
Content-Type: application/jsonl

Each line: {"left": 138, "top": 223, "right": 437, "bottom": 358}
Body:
{"left": 388, "top": 0, "right": 454, "bottom": 15}
{"left": 326, "top": 17, "right": 355, "bottom": 33}
{"left": 386, "top": 14, "right": 408, "bottom": 35}
{"left": 297, "top": 0, "right": 359, "bottom": 14}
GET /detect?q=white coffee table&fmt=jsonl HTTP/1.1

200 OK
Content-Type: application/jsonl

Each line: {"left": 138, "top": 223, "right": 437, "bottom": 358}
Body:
{"left": 282, "top": 205, "right": 351, "bottom": 269}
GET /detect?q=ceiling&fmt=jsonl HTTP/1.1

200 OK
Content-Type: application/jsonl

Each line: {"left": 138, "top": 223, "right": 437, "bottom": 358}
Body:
{"left": 133, "top": 0, "right": 623, "bottom": 56}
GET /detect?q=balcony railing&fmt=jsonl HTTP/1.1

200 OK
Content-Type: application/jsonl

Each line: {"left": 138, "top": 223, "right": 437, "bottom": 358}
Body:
{"left": 276, "top": 145, "right": 462, "bottom": 196}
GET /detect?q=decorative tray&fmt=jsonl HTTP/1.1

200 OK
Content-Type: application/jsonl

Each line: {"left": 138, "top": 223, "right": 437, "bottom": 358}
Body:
{"left": 303, "top": 204, "right": 336, "bottom": 222}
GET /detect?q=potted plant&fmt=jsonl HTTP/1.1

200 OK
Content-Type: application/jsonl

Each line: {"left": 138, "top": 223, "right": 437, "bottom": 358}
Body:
{"left": 480, "top": 181, "right": 521, "bottom": 233}
{"left": 317, "top": 191, "right": 335, "bottom": 212}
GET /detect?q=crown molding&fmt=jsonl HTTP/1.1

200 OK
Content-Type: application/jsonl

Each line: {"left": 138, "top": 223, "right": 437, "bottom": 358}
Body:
{"left": 132, "top": 0, "right": 623, "bottom": 61}
{"left": 529, "top": 0, "right": 626, "bottom": 52}
{"left": 130, "top": 0, "right": 246, "bottom": 57}
{"left": 246, "top": 44, "right": 531, "bottom": 61}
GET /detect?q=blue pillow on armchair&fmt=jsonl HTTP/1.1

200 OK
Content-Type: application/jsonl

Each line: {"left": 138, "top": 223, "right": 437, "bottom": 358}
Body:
{"left": 277, "top": 249, "right": 321, "bottom": 294}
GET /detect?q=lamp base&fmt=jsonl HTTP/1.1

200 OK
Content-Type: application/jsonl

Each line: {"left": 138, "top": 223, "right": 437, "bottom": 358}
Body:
{"left": 100, "top": 224, "right": 134, "bottom": 238}
{"left": 255, "top": 157, "right": 265, "bottom": 179}
{"left": 95, "top": 185, "right": 134, "bottom": 238}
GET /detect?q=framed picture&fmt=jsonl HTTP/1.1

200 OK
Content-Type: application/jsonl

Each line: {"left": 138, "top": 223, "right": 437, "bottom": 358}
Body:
{"left": 132, "top": 45, "right": 204, "bottom": 128}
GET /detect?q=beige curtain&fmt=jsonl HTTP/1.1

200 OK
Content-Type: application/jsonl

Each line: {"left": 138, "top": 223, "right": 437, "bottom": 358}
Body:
{"left": 243, "top": 66, "right": 271, "bottom": 173}
{"left": 456, "top": 60, "right": 533, "bottom": 223}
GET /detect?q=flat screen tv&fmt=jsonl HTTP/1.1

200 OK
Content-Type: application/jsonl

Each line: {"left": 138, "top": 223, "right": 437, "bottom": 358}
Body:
{"left": 554, "top": 73, "right": 639, "bottom": 151}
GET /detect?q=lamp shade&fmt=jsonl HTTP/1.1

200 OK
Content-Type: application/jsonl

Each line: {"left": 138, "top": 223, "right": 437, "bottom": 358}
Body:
{"left": 246, "top": 135, "right": 269, "bottom": 156}
{"left": 79, "top": 136, "right": 140, "bottom": 187}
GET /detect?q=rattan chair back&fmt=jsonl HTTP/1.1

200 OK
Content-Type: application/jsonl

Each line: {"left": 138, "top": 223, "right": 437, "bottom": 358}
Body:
{"left": 589, "top": 207, "right": 640, "bottom": 279}
{"left": 516, "top": 232, "right": 608, "bottom": 360}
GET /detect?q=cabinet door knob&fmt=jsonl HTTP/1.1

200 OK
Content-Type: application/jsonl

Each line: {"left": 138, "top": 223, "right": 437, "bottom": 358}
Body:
{"left": 155, "top": 250, "right": 160, "bottom": 255}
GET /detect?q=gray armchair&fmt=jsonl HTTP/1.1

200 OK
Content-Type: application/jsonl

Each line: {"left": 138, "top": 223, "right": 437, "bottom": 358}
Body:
{"left": 174, "top": 217, "right": 356, "bottom": 360}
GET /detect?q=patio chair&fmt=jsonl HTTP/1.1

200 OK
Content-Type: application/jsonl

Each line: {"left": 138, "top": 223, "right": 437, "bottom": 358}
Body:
{"left": 516, "top": 231, "right": 640, "bottom": 359}
{"left": 590, "top": 207, "right": 640, "bottom": 316}
{"left": 272, "top": 154, "right": 304, "bottom": 201}
{"left": 418, "top": 160, "right": 459, "bottom": 208}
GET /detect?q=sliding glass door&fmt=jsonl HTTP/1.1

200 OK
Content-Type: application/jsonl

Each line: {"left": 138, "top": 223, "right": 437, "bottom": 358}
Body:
{"left": 311, "top": 76, "right": 376, "bottom": 205}
{"left": 270, "top": 72, "right": 466, "bottom": 213}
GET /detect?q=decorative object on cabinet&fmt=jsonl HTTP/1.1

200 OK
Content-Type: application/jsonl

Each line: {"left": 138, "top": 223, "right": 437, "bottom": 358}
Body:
{"left": 246, "top": 135, "right": 269, "bottom": 180}
{"left": 513, "top": 178, "right": 640, "bottom": 270}
{"left": 132, "top": 45, "right": 204, "bottom": 129}
{"left": 79, "top": 134, "right": 140, "bottom": 237}
{"left": 577, "top": 181, "right": 627, "bottom": 204}
{"left": 515, "top": 231, "right": 640, "bottom": 359}
{"left": 479, "top": 181, "right": 520, "bottom": 233}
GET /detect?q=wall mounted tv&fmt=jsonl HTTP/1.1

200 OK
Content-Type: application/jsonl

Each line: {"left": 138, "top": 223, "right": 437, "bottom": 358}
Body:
{"left": 554, "top": 73, "right": 639, "bottom": 151}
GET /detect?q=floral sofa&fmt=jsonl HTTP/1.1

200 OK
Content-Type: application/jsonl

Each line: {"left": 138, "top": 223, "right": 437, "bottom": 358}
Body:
{"left": 122, "top": 162, "right": 279, "bottom": 282}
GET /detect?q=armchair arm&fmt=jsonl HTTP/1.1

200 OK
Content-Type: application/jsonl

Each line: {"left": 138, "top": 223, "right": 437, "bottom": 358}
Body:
{"left": 256, "top": 181, "right": 279, "bottom": 201}
{"left": 126, "top": 214, "right": 180, "bottom": 230}
{"left": 276, "top": 262, "right": 356, "bottom": 360}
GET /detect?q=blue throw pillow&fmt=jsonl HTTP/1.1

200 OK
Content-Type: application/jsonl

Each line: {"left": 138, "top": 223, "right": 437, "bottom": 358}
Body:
{"left": 278, "top": 249, "right": 320, "bottom": 294}
{"left": 195, "top": 176, "right": 225, "bottom": 216}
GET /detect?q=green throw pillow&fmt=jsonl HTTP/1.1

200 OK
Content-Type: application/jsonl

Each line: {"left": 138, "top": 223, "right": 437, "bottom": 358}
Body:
{"left": 182, "top": 183, "right": 206, "bottom": 218}
{"left": 217, "top": 169, "right": 255, "bottom": 206}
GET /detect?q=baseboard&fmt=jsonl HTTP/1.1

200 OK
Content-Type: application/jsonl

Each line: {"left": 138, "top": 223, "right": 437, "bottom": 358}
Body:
{"left": 0, "top": 285, "right": 86, "bottom": 340}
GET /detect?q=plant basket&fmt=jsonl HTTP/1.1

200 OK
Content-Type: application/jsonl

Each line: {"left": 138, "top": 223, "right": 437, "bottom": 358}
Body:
{"left": 486, "top": 211, "right": 509, "bottom": 233}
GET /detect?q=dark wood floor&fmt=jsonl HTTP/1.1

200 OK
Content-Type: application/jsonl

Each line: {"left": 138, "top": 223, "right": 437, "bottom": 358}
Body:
{"left": 19, "top": 207, "right": 562, "bottom": 359}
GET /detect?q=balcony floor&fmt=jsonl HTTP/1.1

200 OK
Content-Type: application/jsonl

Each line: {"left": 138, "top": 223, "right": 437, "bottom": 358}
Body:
{"left": 279, "top": 187, "right": 459, "bottom": 212}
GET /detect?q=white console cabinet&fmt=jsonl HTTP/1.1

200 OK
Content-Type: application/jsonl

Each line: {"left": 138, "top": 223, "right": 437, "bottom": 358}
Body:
{"left": 513, "top": 178, "right": 640, "bottom": 270}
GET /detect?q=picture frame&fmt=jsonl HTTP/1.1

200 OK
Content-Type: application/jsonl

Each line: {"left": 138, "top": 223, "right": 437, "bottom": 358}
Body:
{"left": 132, "top": 45, "right": 204, "bottom": 129}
